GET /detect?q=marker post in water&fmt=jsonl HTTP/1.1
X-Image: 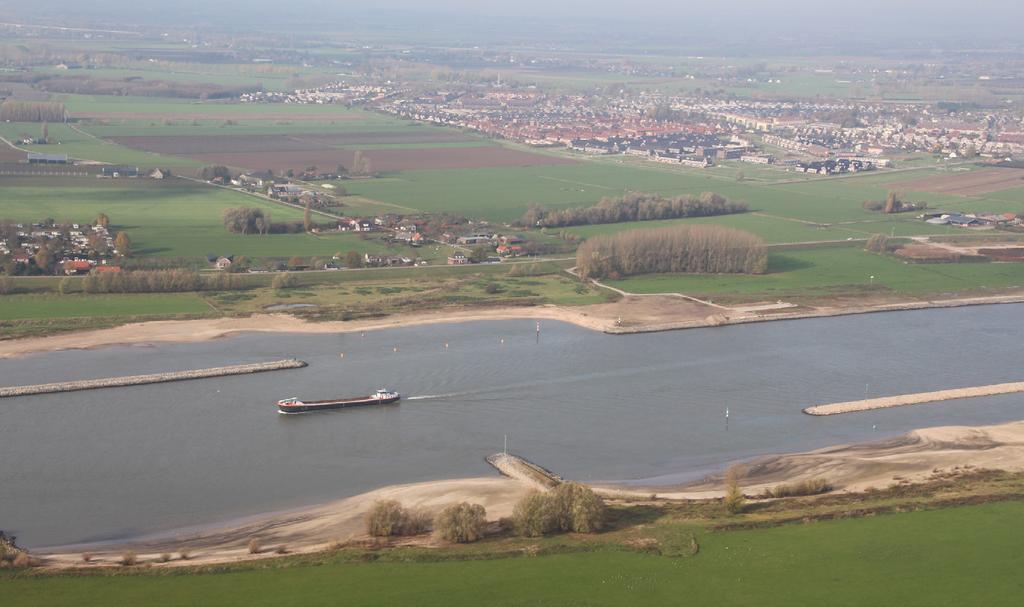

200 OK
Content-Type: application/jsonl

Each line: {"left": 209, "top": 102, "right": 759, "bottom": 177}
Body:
{"left": 536, "top": 320, "right": 541, "bottom": 344}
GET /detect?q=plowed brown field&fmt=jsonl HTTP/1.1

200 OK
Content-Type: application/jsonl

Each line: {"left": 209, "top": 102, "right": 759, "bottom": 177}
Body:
{"left": 890, "top": 168, "right": 1024, "bottom": 195}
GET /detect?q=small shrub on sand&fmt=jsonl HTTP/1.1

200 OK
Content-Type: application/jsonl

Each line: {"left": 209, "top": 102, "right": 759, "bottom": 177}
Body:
{"left": 178, "top": 550, "right": 191, "bottom": 561}
{"left": 759, "top": 478, "right": 833, "bottom": 498}
{"left": 434, "top": 503, "right": 488, "bottom": 543}
{"left": 81, "top": 552, "right": 93, "bottom": 563}
{"left": 366, "top": 500, "right": 407, "bottom": 537}
{"left": 275, "top": 545, "right": 288, "bottom": 555}
{"left": 158, "top": 553, "right": 172, "bottom": 563}
{"left": 13, "top": 552, "right": 35, "bottom": 568}
{"left": 551, "top": 482, "right": 606, "bottom": 533}
{"left": 723, "top": 465, "right": 747, "bottom": 515}
{"left": 247, "top": 539, "right": 262, "bottom": 555}
{"left": 402, "top": 507, "right": 432, "bottom": 536}
{"left": 513, "top": 483, "right": 606, "bottom": 537}
{"left": 120, "top": 551, "right": 137, "bottom": 566}
{"left": 513, "top": 492, "right": 557, "bottom": 537}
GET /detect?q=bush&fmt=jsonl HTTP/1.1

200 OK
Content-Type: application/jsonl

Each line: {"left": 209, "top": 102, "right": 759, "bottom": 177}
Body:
{"left": 434, "top": 503, "right": 488, "bottom": 543}
{"left": 12, "top": 552, "right": 34, "bottom": 568}
{"left": 247, "top": 539, "right": 262, "bottom": 554}
{"left": 402, "top": 508, "right": 432, "bottom": 536}
{"left": 366, "top": 500, "right": 408, "bottom": 537}
{"left": 551, "top": 482, "right": 606, "bottom": 533}
{"left": 158, "top": 553, "right": 172, "bottom": 563}
{"left": 120, "top": 551, "right": 137, "bottom": 566}
{"left": 513, "top": 491, "right": 557, "bottom": 537}
{"left": 759, "top": 478, "right": 834, "bottom": 498}
{"left": 513, "top": 483, "right": 605, "bottom": 537}
{"left": 865, "top": 234, "right": 889, "bottom": 254}
{"left": 723, "top": 465, "right": 746, "bottom": 515}
{"left": 178, "top": 550, "right": 191, "bottom": 561}
{"left": 81, "top": 552, "right": 93, "bottom": 563}
{"left": 272, "top": 272, "right": 295, "bottom": 290}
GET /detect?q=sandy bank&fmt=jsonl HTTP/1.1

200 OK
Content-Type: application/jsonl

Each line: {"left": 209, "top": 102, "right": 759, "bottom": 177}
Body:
{"left": 5, "top": 291, "right": 1024, "bottom": 359}
{"left": 651, "top": 420, "right": 1024, "bottom": 498}
{"left": 38, "top": 477, "right": 534, "bottom": 569}
{"left": 33, "top": 420, "right": 1024, "bottom": 569}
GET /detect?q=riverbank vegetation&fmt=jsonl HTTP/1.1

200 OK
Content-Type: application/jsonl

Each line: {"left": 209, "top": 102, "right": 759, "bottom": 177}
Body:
{"left": 5, "top": 470, "right": 1024, "bottom": 605}
{"left": 576, "top": 225, "right": 768, "bottom": 279}
{"left": 0, "top": 262, "right": 607, "bottom": 340}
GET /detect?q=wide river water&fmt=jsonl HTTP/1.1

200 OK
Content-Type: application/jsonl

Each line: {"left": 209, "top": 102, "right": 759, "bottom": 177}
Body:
{"left": 3, "top": 304, "right": 1024, "bottom": 547}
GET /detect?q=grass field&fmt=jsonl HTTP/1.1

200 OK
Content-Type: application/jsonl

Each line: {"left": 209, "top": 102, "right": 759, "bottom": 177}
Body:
{"left": 0, "top": 292, "right": 213, "bottom": 320}
{"left": 0, "top": 122, "right": 201, "bottom": 168}
{"left": 0, "top": 176, "right": 396, "bottom": 259}
{"left": 5, "top": 501, "right": 1023, "bottom": 606}
{"left": 606, "top": 246, "right": 1024, "bottom": 301}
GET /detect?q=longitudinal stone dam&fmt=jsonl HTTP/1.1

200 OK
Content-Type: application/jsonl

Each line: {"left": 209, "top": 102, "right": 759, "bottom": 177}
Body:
{"left": 0, "top": 359, "right": 307, "bottom": 398}
{"left": 804, "top": 381, "right": 1024, "bottom": 416}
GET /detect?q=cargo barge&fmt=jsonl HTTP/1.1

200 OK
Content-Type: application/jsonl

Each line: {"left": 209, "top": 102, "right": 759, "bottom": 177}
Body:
{"left": 277, "top": 389, "right": 400, "bottom": 414}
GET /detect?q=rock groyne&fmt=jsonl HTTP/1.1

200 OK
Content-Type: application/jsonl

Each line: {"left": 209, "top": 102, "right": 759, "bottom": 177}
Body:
{"left": 804, "top": 381, "right": 1024, "bottom": 416}
{"left": 0, "top": 359, "right": 308, "bottom": 398}
{"left": 486, "top": 453, "right": 563, "bottom": 489}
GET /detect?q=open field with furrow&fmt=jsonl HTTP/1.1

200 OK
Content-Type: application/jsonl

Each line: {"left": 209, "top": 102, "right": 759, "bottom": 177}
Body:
{"left": 890, "top": 168, "right": 1024, "bottom": 196}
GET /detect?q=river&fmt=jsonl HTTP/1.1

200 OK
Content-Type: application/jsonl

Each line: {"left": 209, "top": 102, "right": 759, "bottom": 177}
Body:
{"left": 2, "top": 304, "right": 1023, "bottom": 547}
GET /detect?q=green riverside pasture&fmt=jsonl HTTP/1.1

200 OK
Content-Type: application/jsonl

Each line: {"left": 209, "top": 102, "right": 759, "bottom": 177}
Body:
{"left": 0, "top": 293, "right": 211, "bottom": 320}
{"left": 606, "top": 247, "right": 1024, "bottom": 300}
{"left": 5, "top": 502, "right": 1024, "bottom": 606}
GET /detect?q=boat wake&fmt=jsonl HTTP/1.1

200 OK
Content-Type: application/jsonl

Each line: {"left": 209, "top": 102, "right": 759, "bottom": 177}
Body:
{"left": 405, "top": 392, "right": 466, "bottom": 401}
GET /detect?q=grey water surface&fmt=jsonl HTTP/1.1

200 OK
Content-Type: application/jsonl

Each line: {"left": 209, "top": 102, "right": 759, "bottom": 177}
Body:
{"left": 2, "top": 304, "right": 1023, "bottom": 547}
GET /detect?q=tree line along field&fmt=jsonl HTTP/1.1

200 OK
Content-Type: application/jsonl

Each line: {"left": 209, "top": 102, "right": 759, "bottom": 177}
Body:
{"left": 0, "top": 177, "right": 398, "bottom": 259}
{"left": 4, "top": 501, "right": 1023, "bottom": 606}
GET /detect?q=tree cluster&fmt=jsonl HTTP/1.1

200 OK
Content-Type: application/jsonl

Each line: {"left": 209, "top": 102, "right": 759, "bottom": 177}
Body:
{"left": 199, "top": 166, "right": 234, "bottom": 182}
{"left": 0, "top": 100, "right": 66, "bottom": 122}
{"left": 433, "top": 502, "right": 488, "bottom": 543}
{"left": 576, "top": 225, "right": 768, "bottom": 279}
{"left": 79, "top": 269, "right": 244, "bottom": 294}
{"left": 222, "top": 207, "right": 271, "bottom": 235}
{"left": 523, "top": 192, "right": 747, "bottom": 229}
{"left": 512, "top": 482, "right": 606, "bottom": 537}
{"left": 350, "top": 150, "right": 374, "bottom": 176}
{"left": 365, "top": 500, "right": 431, "bottom": 537}
{"left": 222, "top": 206, "right": 335, "bottom": 235}
{"left": 862, "top": 191, "right": 924, "bottom": 214}
{"left": 865, "top": 233, "right": 890, "bottom": 253}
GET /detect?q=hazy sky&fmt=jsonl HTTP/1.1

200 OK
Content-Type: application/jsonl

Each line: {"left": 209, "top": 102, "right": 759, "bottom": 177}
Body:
{"left": 2, "top": 0, "right": 1022, "bottom": 42}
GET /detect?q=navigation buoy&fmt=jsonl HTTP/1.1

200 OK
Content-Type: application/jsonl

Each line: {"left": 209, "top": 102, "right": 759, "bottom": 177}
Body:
{"left": 444, "top": 342, "right": 449, "bottom": 349}
{"left": 393, "top": 346, "right": 398, "bottom": 352}
{"left": 339, "top": 352, "right": 345, "bottom": 359}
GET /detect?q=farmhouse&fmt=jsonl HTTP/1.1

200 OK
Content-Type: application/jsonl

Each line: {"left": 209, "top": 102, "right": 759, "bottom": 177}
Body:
{"left": 62, "top": 259, "right": 93, "bottom": 275}
{"left": 448, "top": 252, "right": 469, "bottom": 265}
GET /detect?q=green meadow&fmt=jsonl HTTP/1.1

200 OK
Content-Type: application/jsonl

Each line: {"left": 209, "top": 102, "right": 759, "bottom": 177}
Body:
{"left": 5, "top": 502, "right": 1023, "bottom": 607}
{"left": 0, "top": 292, "right": 212, "bottom": 320}
{"left": 0, "top": 177, "right": 392, "bottom": 259}
{"left": 606, "top": 246, "right": 1024, "bottom": 301}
